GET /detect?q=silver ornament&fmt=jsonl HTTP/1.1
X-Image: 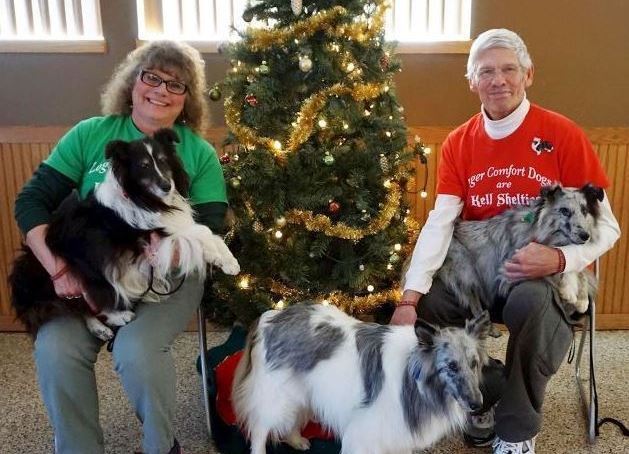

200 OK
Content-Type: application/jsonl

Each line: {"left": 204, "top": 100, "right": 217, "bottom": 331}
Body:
{"left": 291, "top": 0, "right": 303, "bottom": 15}
{"left": 299, "top": 55, "right": 313, "bottom": 72}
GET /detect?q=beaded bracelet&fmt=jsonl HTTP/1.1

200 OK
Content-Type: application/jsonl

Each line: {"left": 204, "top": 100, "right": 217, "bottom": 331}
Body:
{"left": 555, "top": 248, "right": 566, "bottom": 274}
{"left": 50, "top": 266, "right": 68, "bottom": 281}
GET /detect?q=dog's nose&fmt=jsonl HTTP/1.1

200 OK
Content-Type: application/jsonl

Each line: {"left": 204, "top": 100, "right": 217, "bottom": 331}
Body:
{"left": 158, "top": 179, "right": 172, "bottom": 193}
{"left": 579, "top": 231, "right": 590, "bottom": 242}
{"left": 468, "top": 402, "right": 482, "bottom": 412}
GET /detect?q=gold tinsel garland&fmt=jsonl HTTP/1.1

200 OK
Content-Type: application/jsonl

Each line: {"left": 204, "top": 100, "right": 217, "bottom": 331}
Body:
{"left": 245, "top": 1, "right": 388, "bottom": 51}
{"left": 235, "top": 273, "right": 402, "bottom": 314}
{"left": 285, "top": 182, "right": 401, "bottom": 240}
{"left": 225, "top": 81, "right": 386, "bottom": 159}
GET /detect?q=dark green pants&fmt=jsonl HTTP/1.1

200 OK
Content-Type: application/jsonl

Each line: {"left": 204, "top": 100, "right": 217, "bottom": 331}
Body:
{"left": 417, "top": 278, "right": 574, "bottom": 442}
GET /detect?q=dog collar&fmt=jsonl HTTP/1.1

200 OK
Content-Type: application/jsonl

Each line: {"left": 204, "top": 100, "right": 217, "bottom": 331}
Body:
{"left": 521, "top": 211, "right": 535, "bottom": 224}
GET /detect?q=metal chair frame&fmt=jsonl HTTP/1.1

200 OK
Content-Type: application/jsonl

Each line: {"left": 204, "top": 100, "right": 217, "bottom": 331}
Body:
{"left": 573, "top": 259, "right": 628, "bottom": 443}
{"left": 197, "top": 304, "right": 212, "bottom": 437}
{"left": 574, "top": 283, "right": 598, "bottom": 443}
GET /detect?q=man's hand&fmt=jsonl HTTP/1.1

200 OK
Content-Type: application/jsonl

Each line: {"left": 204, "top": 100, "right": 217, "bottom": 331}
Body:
{"left": 503, "top": 242, "right": 560, "bottom": 280}
{"left": 390, "top": 289, "right": 422, "bottom": 325}
{"left": 390, "top": 305, "right": 417, "bottom": 325}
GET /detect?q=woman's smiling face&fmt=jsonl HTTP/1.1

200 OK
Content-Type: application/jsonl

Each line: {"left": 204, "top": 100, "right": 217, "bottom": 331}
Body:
{"left": 131, "top": 67, "right": 187, "bottom": 129}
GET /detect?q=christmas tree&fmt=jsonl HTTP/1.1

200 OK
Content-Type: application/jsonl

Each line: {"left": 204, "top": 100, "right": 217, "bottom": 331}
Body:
{"left": 207, "top": 0, "right": 427, "bottom": 324}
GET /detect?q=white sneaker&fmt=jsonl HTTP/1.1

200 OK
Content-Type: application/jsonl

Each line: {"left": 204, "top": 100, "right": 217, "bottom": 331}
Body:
{"left": 492, "top": 436, "right": 536, "bottom": 454}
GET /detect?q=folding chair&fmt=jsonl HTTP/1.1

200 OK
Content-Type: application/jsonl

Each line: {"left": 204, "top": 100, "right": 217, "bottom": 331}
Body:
{"left": 573, "top": 259, "right": 628, "bottom": 442}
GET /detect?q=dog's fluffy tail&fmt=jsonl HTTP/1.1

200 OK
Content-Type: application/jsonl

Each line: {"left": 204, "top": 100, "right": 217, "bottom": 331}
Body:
{"left": 9, "top": 247, "right": 85, "bottom": 337}
{"left": 231, "top": 318, "right": 261, "bottom": 431}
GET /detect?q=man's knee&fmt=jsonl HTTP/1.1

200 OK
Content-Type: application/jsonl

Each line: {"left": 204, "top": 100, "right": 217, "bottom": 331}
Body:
{"left": 502, "top": 280, "right": 553, "bottom": 331}
{"left": 417, "top": 279, "right": 472, "bottom": 328}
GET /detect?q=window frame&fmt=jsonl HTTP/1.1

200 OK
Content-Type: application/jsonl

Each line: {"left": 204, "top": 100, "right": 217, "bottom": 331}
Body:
{"left": 0, "top": 0, "right": 106, "bottom": 54}
{"left": 136, "top": 0, "right": 472, "bottom": 55}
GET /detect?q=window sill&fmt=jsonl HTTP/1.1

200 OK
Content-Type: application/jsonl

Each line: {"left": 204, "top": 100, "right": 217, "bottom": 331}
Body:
{"left": 0, "top": 39, "right": 107, "bottom": 53}
{"left": 394, "top": 40, "right": 471, "bottom": 54}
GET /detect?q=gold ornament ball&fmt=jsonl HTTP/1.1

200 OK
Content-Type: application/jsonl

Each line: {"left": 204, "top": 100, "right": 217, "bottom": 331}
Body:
{"left": 242, "top": 9, "right": 254, "bottom": 22}
{"left": 230, "top": 177, "right": 241, "bottom": 188}
{"left": 209, "top": 87, "right": 222, "bottom": 101}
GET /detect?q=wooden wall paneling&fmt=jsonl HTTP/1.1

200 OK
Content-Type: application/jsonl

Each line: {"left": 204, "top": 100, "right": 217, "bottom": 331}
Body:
{"left": 1, "top": 127, "right": 628, "bottom": 331}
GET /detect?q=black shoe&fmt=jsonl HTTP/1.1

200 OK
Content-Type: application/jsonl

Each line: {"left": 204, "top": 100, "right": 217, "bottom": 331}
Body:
{"left": 464, "top": 431, "right": 497, "bottom": 448}
{"left": 463, "top": 407, "right": 496, "bottom": 447}
{"left": 168, "top": 438, "right": 182, "bottom": 454}
{"left": 134, "top": 438, "right": 182, "bottom": 454}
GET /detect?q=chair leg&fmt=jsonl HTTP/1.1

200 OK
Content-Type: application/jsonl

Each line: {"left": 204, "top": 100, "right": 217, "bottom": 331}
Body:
{"left": 574, "top": 299, "right": 597, "bottom": 444}
{"left": 197, "top": 305, "right": 212, "bottom": 438}
{"left": 587, "top": 305, "right": 597, "bottom": 443}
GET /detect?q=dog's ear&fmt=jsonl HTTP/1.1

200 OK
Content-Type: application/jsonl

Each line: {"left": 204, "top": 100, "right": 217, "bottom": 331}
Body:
{"left": 580, "top": 183, "right": 604, "bottom": 216}
{"left": 105, "top": 140, "right": 129, "bottom": 161}
{"left": 153, "top": 128, "right": 180, "bottom": 149}
{"left": 414, "top": 319, "right": 437, "bottom": 348}
{"left": 466, "top": 310, "right": 491, "bottom": 340}
{"left": 540, "top": 184, "right": 563, "bottom": 203}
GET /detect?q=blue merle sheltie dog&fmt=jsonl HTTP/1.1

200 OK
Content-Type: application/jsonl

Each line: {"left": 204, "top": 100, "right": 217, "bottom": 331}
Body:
{"left": 10, "top": 128, "right": 239, "bottom": 341}
{"left": 437, "top": 184, "right": 603, "bottom": 331}
{"left": 233, "top": 303, "right": 491, "bottom": 454}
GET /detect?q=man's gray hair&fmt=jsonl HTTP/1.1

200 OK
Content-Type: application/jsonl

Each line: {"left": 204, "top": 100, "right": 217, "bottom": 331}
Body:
{"left": 466, "top": 28, "right": 533, "bottom": 82}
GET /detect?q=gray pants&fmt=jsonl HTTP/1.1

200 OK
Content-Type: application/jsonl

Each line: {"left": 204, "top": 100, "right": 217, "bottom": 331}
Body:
{"left": 34, "top": 276, "right": 204, "bottom": 454}
{"left": 417, "top": 278, "right": 574, "bottom": 442}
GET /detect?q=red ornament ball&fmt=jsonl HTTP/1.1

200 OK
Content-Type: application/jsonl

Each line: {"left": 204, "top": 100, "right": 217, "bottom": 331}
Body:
{"left": 379, "top": 55, "right": 390, "bottom": 70}
{"left": 219, "top": 154, "right": 231, "bottom": 164}
{"left": 328, "top": 201, "right": 341, "bottom": 214}
{"left": 245, "top": 94, "right": 258, "bottom": 106}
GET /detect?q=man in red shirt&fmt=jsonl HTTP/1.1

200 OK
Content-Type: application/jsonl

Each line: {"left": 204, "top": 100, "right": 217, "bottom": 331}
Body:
{"left": 390, "top": 29, "right": 620, "bottom": 454}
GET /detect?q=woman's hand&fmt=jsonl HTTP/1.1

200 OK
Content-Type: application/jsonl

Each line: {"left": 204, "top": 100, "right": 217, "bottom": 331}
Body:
{"left": 51, "top": 258, "right": 83, "bottom": 299}
{"left": 503, "top": 242, "right": 560, "bottom": 280}
{"left": 145, "top": 232, "right": 180, "bottom": 268}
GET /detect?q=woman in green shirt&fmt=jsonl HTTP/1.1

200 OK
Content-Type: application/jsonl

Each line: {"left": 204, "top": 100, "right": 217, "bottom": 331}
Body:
{"left": 14, "top": 41, "right": 227, "bottom": 454}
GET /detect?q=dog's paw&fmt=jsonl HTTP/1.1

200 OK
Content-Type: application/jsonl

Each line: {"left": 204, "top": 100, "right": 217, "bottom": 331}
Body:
{"left": 85, "top": 316, "right": 114, "bottom": 341}
{"left": 218, "top": 255, "right": 241, "bottom": 275}
{"left": 104, "top": 310, "right": 136, "bottom": 327}
{"left": 574, "top": 297, "right": 589, "bottom": 314}
{"left": 285, "top": 433, "right": 310, "bottom": 451}
{"left": 488, "top": 323, "right": 502, "bottom": 338}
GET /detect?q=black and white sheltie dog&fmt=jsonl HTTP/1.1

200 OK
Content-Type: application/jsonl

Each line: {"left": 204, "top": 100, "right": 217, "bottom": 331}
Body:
{"left": 233, "top": 303, "right": 491, "bottom": 454}
{"left": 438, "top": 184, "right": 603, "bottom": 326}
{"left": 10, "top": 128, "right": 240, "bottom": 341}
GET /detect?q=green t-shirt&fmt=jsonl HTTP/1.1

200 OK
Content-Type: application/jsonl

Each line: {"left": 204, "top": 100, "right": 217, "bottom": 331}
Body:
{"left": 45, "top": 115, "right": 227, "bottom": 205}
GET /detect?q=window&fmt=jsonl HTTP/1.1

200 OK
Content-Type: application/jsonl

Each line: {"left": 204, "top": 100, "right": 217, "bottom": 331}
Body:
{"left": 137, "top": 0, "right": 249, "bottom": 51}
{"left": 386, "top": 0, "right": 472, "bottom": 53}
{"left": 0, "top": 0, "right": 105, "bottom": 52}
{"left": 138, "top": 0, "right": 471, "bottom": 54}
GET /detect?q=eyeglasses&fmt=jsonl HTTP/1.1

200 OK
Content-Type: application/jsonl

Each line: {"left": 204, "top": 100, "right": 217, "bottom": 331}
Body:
{"left": 139, "top": 70, "right": 187, "bottom": 95}
{"left": 476, "top": 64, "right": 523, "bottom": 82}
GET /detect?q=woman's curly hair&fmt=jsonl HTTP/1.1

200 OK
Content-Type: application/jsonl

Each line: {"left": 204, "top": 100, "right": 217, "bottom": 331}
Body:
{"left": 101, "top": 41, "right": 209, "bottom": 134}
